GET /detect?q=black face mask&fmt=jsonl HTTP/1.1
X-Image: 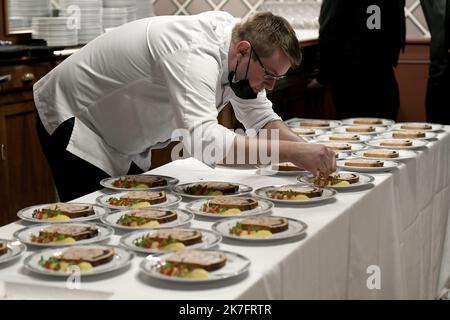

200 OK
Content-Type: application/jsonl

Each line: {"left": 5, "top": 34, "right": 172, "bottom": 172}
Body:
{"left": 228, "top": 50, "right": 257, "bottom": 100}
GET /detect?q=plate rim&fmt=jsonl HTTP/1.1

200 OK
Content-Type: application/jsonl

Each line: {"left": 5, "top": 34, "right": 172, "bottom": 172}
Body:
{"left": 119, "top": 227, "right": 222, "bottom": 254}
{"left": 336, "top": 159, "right": 400, "bottom": 171}
{"left": 340, "top": 117, "right": 395, "bottom": 126}
{"left": 17, "top": 203, "right": 110, "bottom": 224}
{"left": 99, "top": 174, "right": 179, "bottom": 191}
{"left": 100, "top": 208, "right": 194, "bottom": 231}
{"left": 285, "top": 118, "right": 342, "bottom": 129}
{"left": 332, "top": 126, "right": 388, "bottom": 135}
{"left": 139, "top": 249, "right": 251, "bottom": 283}
{"left": 296, "top": 172, "right": 375, "bottom": 189}
{"left": 13, "top": 222, "right": 115, "bottom": 247}
{"left": 171, "top": 181, "right": 253, "bottom": 199}
{"left": 353, "top": 149, "right": 417, "bottom": 161}
{"left": 314, "top": 133, "right": 372, "bottom": 143}
{"left": 378, "top": 131, "right": 437, "bottom": 141}
{"left": 211, "top": 216, "right": 308, "bottom": 242}
{"left": 23, "top": 244, "right": 134, "bottom": 277}
{"left": 364, "top": 138, "right": 428, "bottom": 149}
{"left": 185, "top": 197, "right": 274, "bottom": 219}
{"left": 0, "top": 238, "right": 27, "bottom": 264}
{"left": 253, "top": 183, "right": 337, "bottom": 204}
{"left": 95, "top": 192, "right": 182, "bottom": 210}
{"left": 391, "top": 122, "right": 443, "bottom": 132}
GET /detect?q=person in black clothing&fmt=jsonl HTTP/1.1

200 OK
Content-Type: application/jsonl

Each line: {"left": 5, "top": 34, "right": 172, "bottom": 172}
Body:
{"left": 309, "top": 0, "right": 406, "bottom": 121}
{"left": 420, "top": 0, "right": 450, "bottom": 124}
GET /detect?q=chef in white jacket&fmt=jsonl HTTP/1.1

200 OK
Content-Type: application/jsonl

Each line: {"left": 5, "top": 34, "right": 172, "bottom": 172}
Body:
{"left": 34, "top": 11, "right": 336, "bottom": 201}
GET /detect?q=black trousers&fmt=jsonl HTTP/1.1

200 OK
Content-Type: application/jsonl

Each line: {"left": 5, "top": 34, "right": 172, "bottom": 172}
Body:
{"left": 36, "top": 114, "right": 143, "bottom": 202}
{"left": 329, "top": 61, "right": 400, "bottom": 121}
{"left": 425, "top": 56, "right": 450, "bottom": 124}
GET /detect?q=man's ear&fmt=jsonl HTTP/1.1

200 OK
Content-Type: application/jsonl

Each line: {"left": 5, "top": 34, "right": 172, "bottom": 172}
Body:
{"left": 236, "top": 41, "right": 251, "bottom": 57}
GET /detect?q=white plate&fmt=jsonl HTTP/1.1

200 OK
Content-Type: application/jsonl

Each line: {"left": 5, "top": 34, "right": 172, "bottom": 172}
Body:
{"left": 341, "top": 117, "right": 395, "bottom": 126}
{"left": 391, "top": 122, "right": 443, "bottom": 132}
{"left": 289, "top": 128, "right": 327, "bottom": 138}
{"left": 353, "top": 149, "right": 418, "bottom": 161}
{"left": 256, "top": 165, "right": 308, "bottom": 176}
{"left": 96, "top": 192, "right": 181, "bottom": 210}
{"left": 120, "top": 228, "right": 222, "bottom": 254}
{"left": 99, "top": 174, "right": 179, "bottom": 191}
{"left": 365, "top": 138, "right": 428, "bottom": 150}
{"left": 212, "top": 216, "right": 307, "bottom": 242}
{"left": 17, "top": 203, "right": 109, "bottom": 224}
{"left": 0, "top": 239, "right": 26, "bottom": 264}
{"left": 185, "top": 197, "right": 273, "bottom": 219}
{"left": 171, "top": 182, "right": 253, "bottom": 199}
{"left": 333, "top": 126, "right": 388, "bottom": 135}
{"left": 24, "top": 245, "right": 134, "bottom": 277}
{"left": 254, "top": 184, "right": 336, "bottom": 204}
{"left": 140, "top": 249, "right": 250, "bottom": 283}
{"left": 378, "top": 131, "right": 437, "bottom": 141}
{"left": 314, "top": 134, "right": 372, "bottom": 143}
{"left": 100, "top": 209, "right": 193, "bottom": 231}
{"left": 297, "top": 172, "right": 375, "bottom": 190}
{"left": 13, "top": 223, "right": 114, "bottom": 248}
{"left": 285, "top": 118, "right": 342, "bottom": 130}
{"left": 310, "top": 141, "right": 368, "bottom": 152}
{"left": 336, "top": 159, "right": 399, "bottom": 173}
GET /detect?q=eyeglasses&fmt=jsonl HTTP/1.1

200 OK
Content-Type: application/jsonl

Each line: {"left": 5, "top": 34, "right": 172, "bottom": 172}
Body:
{"left": 251, "top": 47, "right": 287, "bottom": 81}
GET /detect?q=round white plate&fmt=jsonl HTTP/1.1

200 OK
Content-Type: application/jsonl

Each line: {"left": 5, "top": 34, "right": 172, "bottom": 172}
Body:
{"left": 297, "top": 172, "right": 375, "bottom": 190}
{"left": 140, "top": 249, "right": 250, "bottom": 283}
{"left": 353, "top": 149, "right": 418, "bottom": 161}
{"left": 212, "top": 216, "right": 308, "bottom": 242}
{"left": 17, "top": 203, "right": 109, "bottom": 224}
{"left": 289, "top": 128, "right": 326, "bottom": 138}
{"left": 120, "top": 228, "right": 222, "bottom": 254}
{"left": 311, "top": 141, "right": 368, "bottom": 152}
{"left": 378, "top": 131, "right": 437, "bottom": 141}
{"left": 13, "top": 223, "right": 114, "bottom": 247}
{"left": 171, "top": 182, "right": 253, "bottom": 199}
{"left": 314, "top": 134, "right": 372, "bottom": 143}
{"left": 391, "top": 122, "right": 443, "bottom": 132}
{"left": 336, "top": 151, "right": 354, "bottom": 160}
{"left": 185, "top": 197, "right": 273, "bottom": 219}
{"left": 100, "top": 209, "right": 193, "bottom": 231}
{"left": 341, "top": 117, "right": 395, "bottom": 126}
{"left": 336, "top": 159, "right": 399, "bottom": 173}
{"left": 285, "top": 118, "right": 342, "bottom": 130}
{"left": 256, "top": 165, "right": 308, "bottom": 176}
{"left": 0, "top": 239, "right": 26, "bottom": 264}
{"left": 333, "top": 126, "right": 388, "bottom": 135}
{"left": 100, "top": 174, "right": 179, "bottom": 191}
{"left": 365, "top": 138, "right": 428, "bottom": 150}
{"left": 24, "top": 245, "right": 134, "bottom": 277}
{"left": 254, "top": 184, "right": 336, "bottom": 204}
{"left": 96, "top": 192, "right": 181, "bottom": 210}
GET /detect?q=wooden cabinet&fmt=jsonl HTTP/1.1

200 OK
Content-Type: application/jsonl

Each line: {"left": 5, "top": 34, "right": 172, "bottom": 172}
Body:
{"left": 0, "top": 57, "right": 63, "bottom": 226}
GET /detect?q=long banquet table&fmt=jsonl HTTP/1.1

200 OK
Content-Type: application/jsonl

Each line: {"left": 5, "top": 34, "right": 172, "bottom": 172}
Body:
{"left": 1, "top": 127, "right": 450, "bottom": 299}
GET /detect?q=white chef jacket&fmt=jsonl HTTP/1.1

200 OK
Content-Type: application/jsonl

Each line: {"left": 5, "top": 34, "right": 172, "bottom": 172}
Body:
{"left": 33, "top": 11, "right": 281, "bottom": 176}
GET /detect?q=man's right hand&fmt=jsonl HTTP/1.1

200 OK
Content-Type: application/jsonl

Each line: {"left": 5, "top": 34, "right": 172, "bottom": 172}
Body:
{"left": 288, "top": 142, "right": 336, "bottom": 177}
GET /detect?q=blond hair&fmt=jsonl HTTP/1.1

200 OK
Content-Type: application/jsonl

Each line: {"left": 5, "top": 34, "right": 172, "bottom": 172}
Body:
{"left": 231, "top": 11, "right": 302, "bottom": 67}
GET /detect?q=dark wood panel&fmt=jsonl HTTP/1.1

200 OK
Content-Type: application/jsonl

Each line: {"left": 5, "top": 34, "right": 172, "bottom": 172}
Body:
{"left": 2, "top": 102, "right": 56, "bottom": 225}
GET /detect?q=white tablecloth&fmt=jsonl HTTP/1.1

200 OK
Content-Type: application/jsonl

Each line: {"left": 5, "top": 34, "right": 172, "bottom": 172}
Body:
{"left": 1, "top": 128, "right": 450, "bottom": 299}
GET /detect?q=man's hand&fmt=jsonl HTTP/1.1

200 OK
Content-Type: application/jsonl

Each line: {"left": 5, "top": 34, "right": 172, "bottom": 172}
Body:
{"left": 289, "top": 142, "right": 336, "bottom": 177}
